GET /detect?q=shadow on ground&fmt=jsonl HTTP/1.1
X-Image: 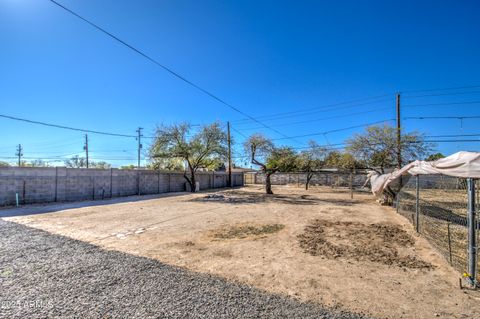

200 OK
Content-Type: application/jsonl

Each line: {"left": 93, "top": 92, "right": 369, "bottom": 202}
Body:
{"left": 0, "top": 192, "right": 190, "bottom": 218}
{"left": 189, "top": 189, "right": 361, "bottom": 206}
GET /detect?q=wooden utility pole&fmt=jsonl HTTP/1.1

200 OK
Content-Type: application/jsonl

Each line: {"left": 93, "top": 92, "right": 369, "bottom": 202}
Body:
{"left": 83, "top": 134, "right": 89, "bottom": 168}
{"left": 136, "top": 127, "right": 143, "bottom": 169}
{"left": 227, "top": 121, "right": 232, "bottom": 187}
{"left": 396, "top": 93, "right": 402, "bottom": 168}
{"left": 15, "top": 144, "right": 23, "bottom": 166}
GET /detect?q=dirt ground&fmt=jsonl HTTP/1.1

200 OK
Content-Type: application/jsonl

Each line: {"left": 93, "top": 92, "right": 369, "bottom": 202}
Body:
{"left": 4, "top": 185, "right": 480, "bottom": 319}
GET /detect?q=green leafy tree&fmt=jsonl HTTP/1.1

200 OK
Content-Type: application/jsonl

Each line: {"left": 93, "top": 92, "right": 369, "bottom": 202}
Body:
{"left": 296, "top": 141, "right": 327, "bottom": 190}
{"left": 150, "top": 122, "right": 228, "bottom": 192}
{"left": 148, "top": 158, "right": 185, "bottom": 171}
{"left": 120, "top": 164, "right": 136, "bottom": 170}
{"left": 425, "top": 152, "right": 445, "bottom": 161}
{"left": 91, "top": 161, "right": 111, "bottom": 169}
{"left": 324, "top": 151, "right": 359, "bottom": 170}
{"left": 244, "top": 134, "right": 297, "bottom": 194}
{"left": 0, "top": 161, "right": 10, "bottom": 167}
{"left": 346, "top": 124, "right": 433, "bottom": 173}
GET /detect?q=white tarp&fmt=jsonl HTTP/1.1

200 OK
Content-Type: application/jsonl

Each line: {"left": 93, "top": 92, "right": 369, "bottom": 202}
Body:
{"left": 371, "top": 151, "right": 480, "bottom": 196}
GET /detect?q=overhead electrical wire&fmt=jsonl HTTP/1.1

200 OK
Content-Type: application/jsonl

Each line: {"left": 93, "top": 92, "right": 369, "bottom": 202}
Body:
{"left": 236, "top": 106, "right": 392, "bottom": 131}
{"left": 425, "top": 133, "right": 480, "bottom": 138}
{"left": 403, "top": 100, "right": 480, "bottom": 108}
{"left": 271, "top": 119, "right": 395, "bottom": 141}
{"left": 403, "top": 90, "right": 480, "bottom": 98}
{"left": 48, "top": 0, "right": 302, "bottom": 144}
{"left": 409, "top": 139, "right": 479, "bottom": 143}
{"left": 400, "top": 84, "right": 480, "bottom": 94}
{"left": 404, "top": 115, "right": 480, "bottom": 120}
{"left": 0, "top": 113, "right": 137, "bottom": 138}
{"left": 231, "top": 95, "right": 392, "bottom": 124}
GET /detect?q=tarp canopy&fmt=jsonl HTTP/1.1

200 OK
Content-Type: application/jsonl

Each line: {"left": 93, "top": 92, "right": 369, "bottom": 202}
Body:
{"left": 371, "top": 151, "right": 480, "bottom": 196}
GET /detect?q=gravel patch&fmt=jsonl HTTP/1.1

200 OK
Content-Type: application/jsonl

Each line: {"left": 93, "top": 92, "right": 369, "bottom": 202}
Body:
{"left": 0, "top": 219, "right": 367, "bottom": 318}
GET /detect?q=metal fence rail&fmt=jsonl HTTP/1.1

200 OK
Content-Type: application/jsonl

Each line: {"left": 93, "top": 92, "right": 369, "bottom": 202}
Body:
{"left": 396, "top": 175, "right": 479, "bottom": 283}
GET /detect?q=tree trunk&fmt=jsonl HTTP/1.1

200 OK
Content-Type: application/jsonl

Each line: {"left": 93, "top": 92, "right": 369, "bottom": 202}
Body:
{"left": 189, "top": 168, "right": 196, "bottom": 192}
{"left": 265, "top": 173, "right": 273, "bottom": 194}
{"left": 306, "top": 172, "right": 313, "bottom": 190}
{"left": 184, "top": 168, "right": 196, "bottom": 192}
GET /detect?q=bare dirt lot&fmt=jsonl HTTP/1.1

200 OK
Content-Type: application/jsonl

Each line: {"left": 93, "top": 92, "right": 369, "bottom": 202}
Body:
{"left": 5, "top": 185, "right": 480, "bottom": 319}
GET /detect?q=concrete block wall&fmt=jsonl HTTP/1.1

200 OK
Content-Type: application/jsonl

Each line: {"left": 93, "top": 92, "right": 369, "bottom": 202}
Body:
{"left": 0, "top": 167, "right": 244, "bottom": 207}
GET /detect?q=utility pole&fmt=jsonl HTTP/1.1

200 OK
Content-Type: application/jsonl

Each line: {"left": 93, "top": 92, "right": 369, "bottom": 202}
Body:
{"left": 227, "top": 121, "right": 232, "bottom": 187}
{"left": 396, "top": 93, "right": 402, "bottom": 168}
{"left": 15, "top": 144, "right": 23, "bottom": 166}
{"left": 83, "top": 134, "right": 89, "bottom": 168}
{"left": 136, "top": 127, "right": 143, "bottom": 169}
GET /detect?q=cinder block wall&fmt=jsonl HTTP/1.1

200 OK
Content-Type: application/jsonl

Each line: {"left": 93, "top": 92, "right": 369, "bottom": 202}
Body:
{"left": 0, "top": 167, "right": 244, "bottom": 206}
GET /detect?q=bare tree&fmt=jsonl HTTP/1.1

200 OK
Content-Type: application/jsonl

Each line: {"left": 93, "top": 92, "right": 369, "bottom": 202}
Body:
{"left": 64, "top": 156, "right": 111, "bottom": 169}
{"left": 64, "top": 155, "right": 88, "bottom": 168}
{"left": 27, "top": 159, "right": 49, "bottom": 167}
{"left": 150, "top": 122, "right": 227, "bottom": 192}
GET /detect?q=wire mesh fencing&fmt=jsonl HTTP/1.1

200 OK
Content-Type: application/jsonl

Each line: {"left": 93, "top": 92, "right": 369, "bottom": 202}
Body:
{"left": 246, "top": 171, "right": 369, "bottom": 189}
{"left": 396, "top": 175, "right": 479, "bottom": 279}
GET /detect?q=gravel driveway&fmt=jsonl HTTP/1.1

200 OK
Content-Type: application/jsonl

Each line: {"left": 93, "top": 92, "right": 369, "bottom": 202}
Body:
{"left": 0, "top": 219, "right": 366, "bottom": 318}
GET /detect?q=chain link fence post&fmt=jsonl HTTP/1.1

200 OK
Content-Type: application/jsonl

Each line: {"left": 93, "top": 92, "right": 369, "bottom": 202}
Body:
{"left": 415, "top": 175, "right": 420, "bottom": 233}
{"left": 467, "top": 178, "right": 477, "bottom": 288}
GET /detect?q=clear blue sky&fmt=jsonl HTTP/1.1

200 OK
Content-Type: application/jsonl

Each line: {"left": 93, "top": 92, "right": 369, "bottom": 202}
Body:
{"left": 1, "top": 0, "right": 479, "bottom": 167}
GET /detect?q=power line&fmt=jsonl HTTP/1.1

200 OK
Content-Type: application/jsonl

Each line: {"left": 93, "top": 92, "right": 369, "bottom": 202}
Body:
{"left": 229, "top": 85, "right": 480, "bottom": 127}
{"left": 409, "top": 139, "right": 480, "bottom": 143}
{"left": 231, "top": 95, "right": 392, "bottom": 124}
{"left": 230, "top": 126, "right": 248, "bottom": 138}
{"left": 403, "top": 90, "right": 480, "bottom": 98}
{"left": 404, "top": 115, "right": 480, "bottom": 120}
{"left": 272, "top": 119, "right": 395, "bottom": 141}
{"left": 401, "top": 84, "right": 480, "bottom": 94}
{"left": 0, "top": 156, "right": 139, "bottom": 160}
{"left": 403, "top": 100, "right": 480, "bottom": 108}
{"left": 235, "top": 106, "right": 392, "bottom": 131}
{"left": 425, "top": 133, "right": 480, "bottom": 138}
{"left": 48, "top": 0, "right": 299, "bottom": 143}
{"left": 0, "top": 113, "right": 137, "bottom": 138}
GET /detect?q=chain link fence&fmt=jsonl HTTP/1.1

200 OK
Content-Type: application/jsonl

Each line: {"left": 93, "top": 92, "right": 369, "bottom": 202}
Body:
{"left": 396, "top": 175, "right": 479, "bottom": 278}
{"left": 245, "top": 171, "right": 369, "bottom": 189}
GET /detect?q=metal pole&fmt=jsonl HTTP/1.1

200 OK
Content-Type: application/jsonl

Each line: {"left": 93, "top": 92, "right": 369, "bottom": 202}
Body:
{"left": 227, "top": 122, "right": 232, "bottom": 187}
{"left": 110, "top": 168, "right": 113, "bottom": 198}
{"left": 349, "top": 171, "right": 353, "bottom": 199}
{"left": 84, "top": 134, "right": 89, "bottom": 168}
{"left": 396, "top": 93, "right": 402, "bottom": 169}
{"left": 55, "top": 167, "right": 58, "bottom": 202}
{"left": 136, "top": 127, "right": 143, "bottom": 169}
{"left": 415, "top": 175, "right": 420, "bottom": 232}
{"left": 467, "top": 178, "right": 477, "bottom": 287}
{"left": 447, "top": 222, "right": 453, "bottom": 265}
